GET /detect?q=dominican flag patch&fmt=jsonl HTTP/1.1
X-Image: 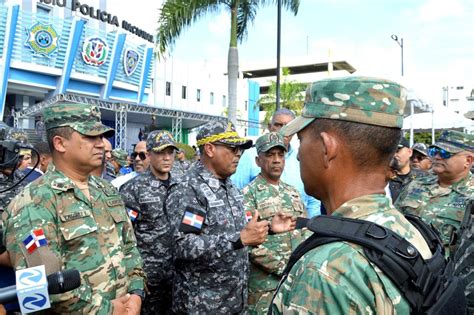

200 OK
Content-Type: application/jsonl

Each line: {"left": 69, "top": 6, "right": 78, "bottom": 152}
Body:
{"left": 127, "top": 208, "right": 139, "bottom": 222}
{"left": 179, "top": 206, "right": 206, "bottom": 234}
{"left": 245, "top": 211, "right": 253, "bottom": 223}
{"left": 22, "top": 229, "right": 48, "bottom": 254}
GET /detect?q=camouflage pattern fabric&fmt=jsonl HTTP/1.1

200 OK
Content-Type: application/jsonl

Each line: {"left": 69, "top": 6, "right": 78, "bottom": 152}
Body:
{"left": 119, "top": 169, "right": 180, "bottom": 314}
{"left": 271, "top": 194, "right": 433, "bottom": 314}
{"left": 2, "top": 167, "right": 145, "bottom": 314}
{"left": 171, "top": 160, "right": 191, "bottom": 177}
{"left": 389, "top": 167, "right": 427, "bottom": 202}
{"left": 43, "top": 102, "right": 114, "bottom": 137}
{"left": 196, "top": 120, "right": 252, "bottom": 149}
{"left": 282, "top": 76, "right": 407, "bottom": 136}
{"left": 111, "top": 149, "right": 128, "bottom": 167}
{"left": 0, "top": 171, "right": 28, "bottom": 215}
{"left": 453, "top": 201, "right": 473, "bottom": 313}
{"left": 430, "top": 130, "right": 474, "bottom": 154}
{"left": 166, "top": 161, "right": 249, "bottom": 314}
{"left": 254, "top": 132, "right": 286, "bottom": 154}
{"left": 395, "top": 173, "right": 473, "bottom": 256}
{"left": 146, "top": 130, "right": 179, "bottom": 152}
{"left": 242, "top": 175, "right": 308, "bottom": 314}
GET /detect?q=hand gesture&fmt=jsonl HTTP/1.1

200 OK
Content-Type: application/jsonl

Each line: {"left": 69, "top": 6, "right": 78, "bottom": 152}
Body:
{"left": 125, "top": 294, "right": 142, "bottom": 315}
{"left": 112, "top": 294, "right": 130, "bottom": 315}
{"left": 240, "top": 210, "right": 269, "bottom": 246}
{"left": 271, "top": 212, "right": 296, "bottom": 233}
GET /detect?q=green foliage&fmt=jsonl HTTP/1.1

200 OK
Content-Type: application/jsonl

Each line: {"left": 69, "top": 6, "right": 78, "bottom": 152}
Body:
{"left": 413, "top": 131, "right": 440, "bottom": 145}
{"left": 256, "top": 68, "right": 307, "bottom": 125}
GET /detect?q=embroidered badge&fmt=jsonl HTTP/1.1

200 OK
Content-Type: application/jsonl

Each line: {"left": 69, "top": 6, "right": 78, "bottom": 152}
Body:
{"left": 179, "top": 206, "right": 206, "bottom": 234}
{"left": 23, "top": 229, "right": 48, "bottom": 254}
{"left": 127, "top": 208, "right": 139, "bottom": 222}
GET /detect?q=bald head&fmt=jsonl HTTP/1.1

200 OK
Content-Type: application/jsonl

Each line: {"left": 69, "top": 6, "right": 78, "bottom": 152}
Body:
{"left": 133, "top": 141, "right": 149, "bottom": 173}
{"left": 103, "top": 138, "right": 112, "bottom": 162}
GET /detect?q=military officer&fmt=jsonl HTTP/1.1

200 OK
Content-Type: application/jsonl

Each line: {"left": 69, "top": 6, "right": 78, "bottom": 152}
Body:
{"left": 105, "top": 148, "right": 129, "bottom": 180}
{"left": 120, "top": 130, "right": 180, "bottom": 314}
{"left": 2, "top": 103, "right": 146, "bottom": 314}
{"left": 271, "top": 76, "right": 433, "bottom": 314}
{"left": 166, "top": 121, "right": 294, "bottom": 314}
{"left": 396, "top": 130, "right": 473, "bottom": 256}
{"left": 242, "top": 132, "right": 304, "bottom": 314}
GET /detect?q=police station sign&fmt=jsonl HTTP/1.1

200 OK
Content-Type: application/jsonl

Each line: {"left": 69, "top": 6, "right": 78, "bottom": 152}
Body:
{"left": 38, "top": 0, "right": 154, "bottom": 43}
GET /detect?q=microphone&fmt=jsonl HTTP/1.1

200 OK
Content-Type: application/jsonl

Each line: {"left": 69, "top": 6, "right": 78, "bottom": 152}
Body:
{"left": 0, "top": 266, "right": 81, "bottom": 313}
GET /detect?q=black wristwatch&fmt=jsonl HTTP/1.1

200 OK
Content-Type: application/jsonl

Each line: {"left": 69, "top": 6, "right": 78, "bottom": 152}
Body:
{"left": 231, "top": 235, "right": 244, "bottom": 250}
{"left": 129, "top": 289, "right": 146, "bottom": 302}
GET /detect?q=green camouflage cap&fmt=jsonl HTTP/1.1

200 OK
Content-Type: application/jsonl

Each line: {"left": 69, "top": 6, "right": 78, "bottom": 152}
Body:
{"left": 412, "top": 143, "right": 428, "bottom": 156}
{"left": 111, "top": 148, "right": 128, "bottom": 167}
{"left": 430, "top": 130, "right": 474, "bottom": 153}
{"left": 282, "top": 76, "right": 407, "bottom": 136}
{"left": 196, "top": 121, "right": 252, "bottom": 149}
{"left": 43, "top": 102, "right": 114, "bottom": 137}
{"left": 255, "top": 132, "right": 287, "bottom": 154}
{"left": 146, "top": 130, "right": 178, "bottom": 152}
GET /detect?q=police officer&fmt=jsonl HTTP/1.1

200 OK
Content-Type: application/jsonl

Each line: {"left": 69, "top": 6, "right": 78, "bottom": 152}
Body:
{"left": 396, "top": 130, "right": 473, "bottom": 256}
{"left": 166, "top": 121, "right": 294, "bottom": 314}
{"left": 242, "top": 132, "right": 304, "bottom": 314}
{"left": 120, "top": 130, "right": 180, "bottom": 314}
{"left": 2, "top": 103, "right": 146, "bottom": 314}
{"left": 271, "top": 76, "right": 433, "bottom": 313}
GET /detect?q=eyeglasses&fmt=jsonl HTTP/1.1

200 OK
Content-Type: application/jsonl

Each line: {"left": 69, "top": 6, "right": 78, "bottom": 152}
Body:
{"left": 213, "top": 143, "right": 242, "bottom": 154}
{"left": 428, "top": 147, "right": 454, "bottom": 159}
{"left": 131, "top": 151, "right": 147, "bottom": 160}
{"left": 411, "top": 154, "right": 429, "bottom": 162}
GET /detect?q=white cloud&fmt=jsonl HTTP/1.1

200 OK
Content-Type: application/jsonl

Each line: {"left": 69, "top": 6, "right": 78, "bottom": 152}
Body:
{"left": 417, "top": 0, "right": 465, "bottom": 22}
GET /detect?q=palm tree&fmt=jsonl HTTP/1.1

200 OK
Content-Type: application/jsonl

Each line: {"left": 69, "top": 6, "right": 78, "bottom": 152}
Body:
{"left": 156, "top": 0, "right": 300, "bottom": 124}
{"left": 257, "top": 67, "right": 306, "bottom": 125}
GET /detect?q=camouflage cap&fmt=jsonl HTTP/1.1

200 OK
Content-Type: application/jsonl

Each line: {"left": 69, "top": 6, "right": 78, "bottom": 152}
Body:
{"left": 430, "top": 130, "right": 474, "bottom": 154}
{"left": 43, "top": 102, "right": 114, "bottom": 137}
{"left": 146, "top": 130, "right": 178, "bottom": 152}
{"left": 111, "top": 148, "right": 128, "bottom": 167}
{"left": 412, "top": 143, "right": 428, "bottom": 156}
{"left": 196, "top": 121, "right": 252, "bottom": 149}
{"left": 282, "top": 76, "right": 407, "bottom": 136}
{"left": 255, "top": 132, "right": 287, "bottom": 154}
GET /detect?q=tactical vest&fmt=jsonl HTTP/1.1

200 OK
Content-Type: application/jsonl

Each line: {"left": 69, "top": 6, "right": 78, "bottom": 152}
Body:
{"left": 269, "top": 215, "right": 467, "bottom": 315}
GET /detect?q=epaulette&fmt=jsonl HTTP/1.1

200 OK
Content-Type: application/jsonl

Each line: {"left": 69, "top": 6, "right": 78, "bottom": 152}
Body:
{"left": 50, "top": 177, "right": 74, "bottom": 191}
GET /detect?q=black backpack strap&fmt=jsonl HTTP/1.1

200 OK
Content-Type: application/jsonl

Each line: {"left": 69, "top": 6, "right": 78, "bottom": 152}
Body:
{"left": 269, "top": 215, "right": 446, "bottom": 314}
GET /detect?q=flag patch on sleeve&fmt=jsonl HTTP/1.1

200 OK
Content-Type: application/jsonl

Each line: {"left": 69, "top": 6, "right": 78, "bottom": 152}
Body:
{"left": 245, "top": 211, "right": 253, "bottom": 223}
{"left": 179, "top": 206, "right": 206, "bottom": 234}
{"left": 127, "top": 208, "right": 139, "bottom": 222}
{"left": 22, "top": 229, "right": 48, "bottom": 254}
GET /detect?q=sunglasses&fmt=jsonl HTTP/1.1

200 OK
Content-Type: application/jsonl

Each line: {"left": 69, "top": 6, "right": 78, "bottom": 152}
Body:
{"left": 411, "top": 154, "right": 429, "bottom": 162}
{"left": 131, "top": 151, "right": 147, "bottom": 160}
{"left": 213, "top": 143, "right": 242, "bottom": 154}
{"left": 428, "top": 147, "right": 454, "bottom": 159}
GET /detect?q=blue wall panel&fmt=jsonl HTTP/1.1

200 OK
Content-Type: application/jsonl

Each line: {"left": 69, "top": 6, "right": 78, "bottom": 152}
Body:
{"left": 10, "top": 68, "right": 56, "bottom": 88}
{"left": 67, "top": 79, "right": 101, "bottom": 95}
{"left": 110, "top": 88, "right": 138, "bottom": 101}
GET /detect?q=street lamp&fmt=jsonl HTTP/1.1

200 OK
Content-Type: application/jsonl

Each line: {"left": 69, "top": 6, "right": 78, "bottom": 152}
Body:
{"left": 391, "top": 34, "right": 404, "bottom": 76}
{"left": 392, "top": 34, "right": 413, "bottom": 145}
{"left": 276, "top": 0, "right": 282, "bottom": 111}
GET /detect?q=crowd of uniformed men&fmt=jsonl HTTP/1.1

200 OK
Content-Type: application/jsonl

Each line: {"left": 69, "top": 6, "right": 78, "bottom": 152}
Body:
{"left": 0, "top": 76, "right": 472, "bottom": 314}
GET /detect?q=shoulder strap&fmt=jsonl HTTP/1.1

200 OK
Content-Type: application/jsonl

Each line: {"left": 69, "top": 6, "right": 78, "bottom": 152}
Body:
{"left": 270, "top": 215, "right": 446, "bottom": 314}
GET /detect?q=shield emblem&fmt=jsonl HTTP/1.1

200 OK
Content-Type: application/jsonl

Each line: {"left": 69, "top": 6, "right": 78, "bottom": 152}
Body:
{"left": 124, "top": 48, "right": 140, "bottom": 76}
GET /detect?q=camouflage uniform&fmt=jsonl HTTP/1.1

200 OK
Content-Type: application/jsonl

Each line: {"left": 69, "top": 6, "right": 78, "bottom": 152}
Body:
{"left": 120, "top": 130, "right": 179, "bottom": 314}
{"left": 104, "top": 149, "right": 129, "bottom": 180}
{"left": 272, "top": 76, "right": 433, "bottom": 314}
{"left": 2, "top": 103, "right": 145, "bottom": 314}
{"left": 242, "top": 132, "right": 307, "bottom": 314}
{"left": 395, "top": 131, "right": 474, "bottom": 256}
{"left": 166, "top": 121, "right": 253, "bottom": 314}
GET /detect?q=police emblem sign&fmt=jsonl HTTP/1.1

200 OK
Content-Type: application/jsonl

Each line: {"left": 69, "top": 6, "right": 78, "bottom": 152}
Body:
{"left": 124, "top": 48, "right": 140, "bottom": 76}
{"left": 82, "top": 37, "right": 109, "bottom": 66}
{"left": 25, "top": 22, "right": 60, "bottom": 57}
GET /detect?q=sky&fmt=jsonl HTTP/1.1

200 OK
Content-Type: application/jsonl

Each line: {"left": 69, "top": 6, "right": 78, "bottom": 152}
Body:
{"left": 114, "top": 0, "right": 474, "bottom": 108}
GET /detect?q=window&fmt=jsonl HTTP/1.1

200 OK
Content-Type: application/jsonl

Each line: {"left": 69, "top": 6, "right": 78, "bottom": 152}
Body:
{"left": 222, "top": 95, "right": 226, "bottom": 107}
{"left": 182, "top": 86, "right": 187, "bottom": 99}
{"left": 165, "top": 82, "right": 171, "bottom": 96}
{"left": 37, "top": 4, "right": 51, "bottom": 16}
{"left": 245, "top": 101, "right": 248, "bottom": 111}
{"left": 197, "top": 89, "right": 201, "bottom": 102}
{"left": 210, "top": 92, "right": 214, "bottom": 105}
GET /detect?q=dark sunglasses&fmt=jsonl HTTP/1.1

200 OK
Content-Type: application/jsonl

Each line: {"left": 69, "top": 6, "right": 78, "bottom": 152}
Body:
{"left": 213, "top": 143, "right": 242, "bottom": 154}
{"left": 131, "top": 151, "right": 147, "bottom": 160}
{"left": 428, "top": 147, "right": 454, "bottom": 159}
{"left": 411, "top": 154, "right": 429, "bottom": 162}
